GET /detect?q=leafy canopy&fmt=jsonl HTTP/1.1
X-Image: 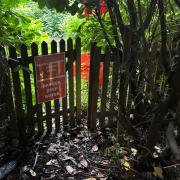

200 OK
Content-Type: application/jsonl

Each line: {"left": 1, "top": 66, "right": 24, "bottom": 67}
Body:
{"left": 17, "top": 2, "right": 68, "bottom": 38}
{"left": 0, "top": 0, "right": 48, "bottom": 46}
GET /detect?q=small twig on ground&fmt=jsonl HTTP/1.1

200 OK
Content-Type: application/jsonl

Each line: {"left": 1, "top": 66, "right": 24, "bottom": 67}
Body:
{"left": 163, "top": 163, "right": 180, "bottom": 169}
{"left": 32, "top": 152, "right": 39, "bottom": 169}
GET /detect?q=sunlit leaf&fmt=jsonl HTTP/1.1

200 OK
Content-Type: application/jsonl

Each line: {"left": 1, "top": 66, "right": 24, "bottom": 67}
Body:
{"left": 153, "top": 166, "right": 164, "bottom": 179}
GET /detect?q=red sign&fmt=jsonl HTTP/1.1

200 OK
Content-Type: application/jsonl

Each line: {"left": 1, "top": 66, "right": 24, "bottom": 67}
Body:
{"left": 34, "top": 53, "right": 66, "bottom": 103}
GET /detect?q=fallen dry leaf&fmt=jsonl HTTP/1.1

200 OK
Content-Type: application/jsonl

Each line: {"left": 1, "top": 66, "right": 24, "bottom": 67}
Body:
{"left": 122, "top": 161, "right": 130, "bottom": 171}
{"left": 92, "top": 145, "right": 98, "bottom": 152}
{"left": 131, "top": 148, "right": 137, "bottom": 156}
{"left": 153, "top": 166, "right": 163, "bottom": 179}
{"left": 104, "top": 146, "right": 115, "bottom": 156}
{"left": 62, "top": 154, "right": 78, "bottom": 165}
{"left": 101, "top": 160, "right": 111, "bottom": 165}
{"left": 29, "top": 169, "right": 36, "bottom": 177}
{"left": 46, "top": 159, "right": 59, "bottom": 166}
{"left": 80, "top": 158, "right": 88, "bottom": 168}
{"left": 66, "top": 165, "right": 76, "bottom": 175}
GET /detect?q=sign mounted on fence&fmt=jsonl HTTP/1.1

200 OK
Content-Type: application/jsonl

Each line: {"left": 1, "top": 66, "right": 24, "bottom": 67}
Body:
{"left": 34, "top": 53, "right": 66, "bottom": 103}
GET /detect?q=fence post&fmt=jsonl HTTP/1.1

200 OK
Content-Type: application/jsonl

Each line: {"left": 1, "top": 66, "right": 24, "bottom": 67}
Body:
{"left": 75, "top": 37, "right": 81, "bottom": 125}
{"left": 88, "top": 43, "right": 101, "bottom": 131}
{"left": 67, "top": 38, "right": 75, "bottom": 127}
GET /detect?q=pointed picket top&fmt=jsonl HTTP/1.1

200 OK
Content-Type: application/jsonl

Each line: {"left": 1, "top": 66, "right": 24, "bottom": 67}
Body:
{"left": 20, "top": 43, "right": 27, "bottom": 51}
{"left": 51, "top": 39, "right": 57, "bottom": 44}
{"left": 41, "top": 41, "right": 48, "bottom": 46}
{"left": 76, "top": 36, "right": 81, "bottom": 43}
{"left": 20, "top": 44, "right": 28, "bottom": 60}
{"left": 9, "top": 45, "right": 16, "bottom": 54}
{"left": 67, "top": 37, "right": 73, "bottom": 45}
{"left": 75, "top": 36, "right": 81, "bottom": 51}
{"left": 31, "top": 42, "right": 38, "bottom": 57}
{"left": 60, "top": 38, "right": 65, "bottom": 44}
{"left": 51, "top": 40, "right": 57, "bottom": 53}
{"left": 51, "top": 39, "right": 57, "bottom": 49}
{"left": 59, "top": 39, "right": 65, "bottom": 52}
{"left": 31, "top": 42, "right": 38, "bottom": 49}
{"left": 67, "top": 38, "right": 73, "bottom": 51}
{"left": 41, "top": 41, "right": 48, "bottom": 55}
{"left": 67, "top": 37, "right": 73, "bottom": 42}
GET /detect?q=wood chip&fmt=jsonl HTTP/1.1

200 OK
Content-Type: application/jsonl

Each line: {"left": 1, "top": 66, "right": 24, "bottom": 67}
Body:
{"left": 92, "top": 145, "right": 98, "bottom": 152}
{"left": 66, "top": 165, "right": 76, "bottom": 175}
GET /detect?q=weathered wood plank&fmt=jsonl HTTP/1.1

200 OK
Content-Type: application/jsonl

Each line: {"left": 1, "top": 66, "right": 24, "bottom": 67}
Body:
{"left": 31, "top": 42, "right": 43, "bottom": 134}
{"left": 67, "top": 38, "right": 75, "bottom": 127}
{"left": 41, "top": 41, "right": 52, "bottom": 133}
{"left": 9, "top": 46, "right": 25, "bottom": 138}
{"left": 88, "top": 43, "right": 101, "bottom": 131}
{"left": 75, "top": 37, "right": 81, "bottom": 125}
{"left": 51, "top": 40, "right": 61, "bottom": 131}
{"left": 59, "top": 39, "right": 68, "bottom": 128}
{"left": 87, "top": 43, "right": 95, "bottom": 129}
{"left": 20, "top": 44, "right": 35, "bottom": 135}
{"left": 100, "top": 47, "right": 111, "bottom": 128}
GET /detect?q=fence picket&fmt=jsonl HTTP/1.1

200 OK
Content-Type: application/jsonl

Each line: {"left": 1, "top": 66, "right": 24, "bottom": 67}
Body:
{"left": 60, "top": 39, "right": 68, "bottom": 128}
{"left": 20, "top": 44, "right": 35, "bottom": 135}
{"left": 51, "top": 40, "right": 61, "bottom": 131}
{"left": 87, "top": 43, "right": 95, "bottom": 129}
{"left": 100, "top": 47, "right": 111, "bottom": 128}
{"left": 75, "top": 37, "right": 81, "bottom": 125}
{"left": 41, "top": 41, "right": 52, "bottom": 133}
{"left": 88, "top": 44, "right": 101, "bottom": 131}
{"left": 31, "top": 42, "right": 43, "bottom": 134}
{"left": 67, "top": 38, "right": 75, "bottom": 127}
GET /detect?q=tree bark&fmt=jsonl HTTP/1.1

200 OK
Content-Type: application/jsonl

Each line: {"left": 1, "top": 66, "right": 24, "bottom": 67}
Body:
{"left": 143, "top": 61, "right": 180, "bottom": 157}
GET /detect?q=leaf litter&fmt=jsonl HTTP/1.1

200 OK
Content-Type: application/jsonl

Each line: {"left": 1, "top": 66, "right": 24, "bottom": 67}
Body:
{"left": 3, "top": 127, "right": 180, "bottom": 179}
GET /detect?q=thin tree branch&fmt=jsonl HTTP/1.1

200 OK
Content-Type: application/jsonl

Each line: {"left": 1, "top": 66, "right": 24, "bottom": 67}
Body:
{"left": 158, "top": 0, "right": 170, "bottom": 74}
{"left": 106, "top": 1, "right": 122, "bottom": 48}
{"left": 95, "top": 9, "right": 114, "bottom": 51}
{"left": 108, "top": 0, "right": 125, "bottom": 36}
{"left": 139, "top": 0, "right": 157, "bottom": 33}
{"left": 127, "top": 0, "right": 138, "bottom": 29}
{"left": 137, "top": 0, "right": 147, "bottom": 48}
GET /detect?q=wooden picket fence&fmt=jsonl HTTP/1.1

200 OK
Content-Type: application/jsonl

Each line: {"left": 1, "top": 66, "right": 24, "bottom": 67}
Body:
{"left": 7, "top": 38, "right": 82, "bottom": 138}
{"left": 5, "top": 38, "right": 122, "bottom": 139}
{"left": 3, "top": 36, "right": 165, "bottom": 140}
